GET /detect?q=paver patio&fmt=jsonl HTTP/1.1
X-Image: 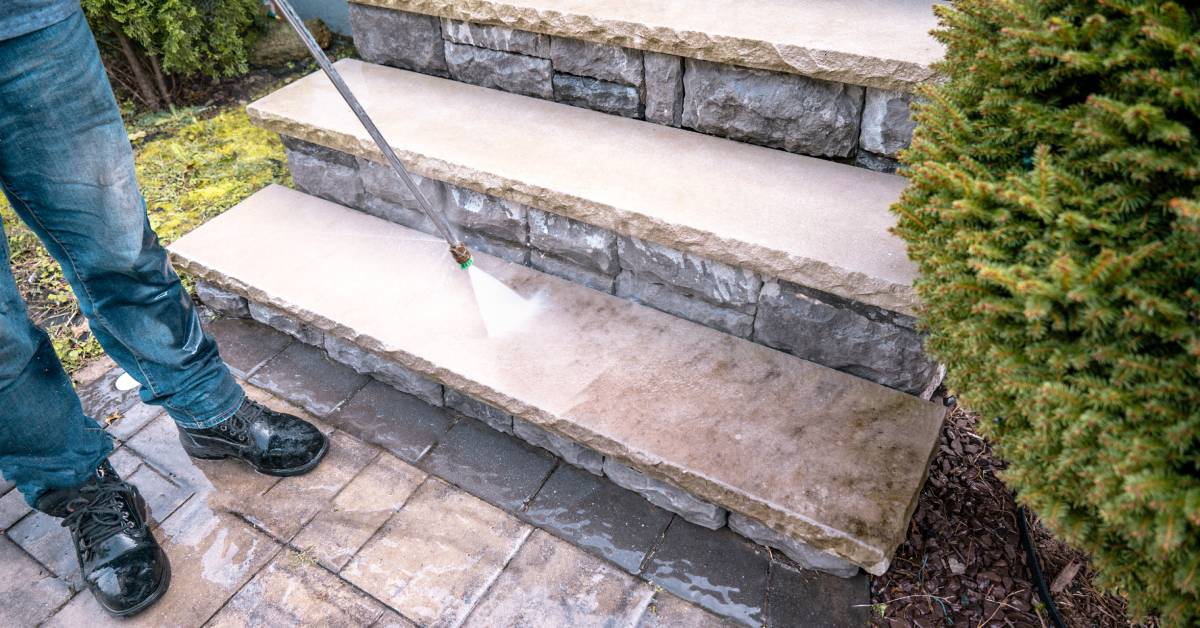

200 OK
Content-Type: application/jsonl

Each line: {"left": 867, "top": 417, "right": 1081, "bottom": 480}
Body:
{"left": 0, "top": 316, "right": 869, "bottom": 627}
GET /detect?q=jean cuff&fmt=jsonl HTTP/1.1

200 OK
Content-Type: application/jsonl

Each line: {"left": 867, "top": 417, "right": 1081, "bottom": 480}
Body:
{"left": 166, "top": 377, "right": 246, "bottom": 429}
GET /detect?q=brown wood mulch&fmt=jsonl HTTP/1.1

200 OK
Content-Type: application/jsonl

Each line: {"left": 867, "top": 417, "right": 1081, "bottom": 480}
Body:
{"left": 870, "top": 407, "right": 1146, "bottom": 627}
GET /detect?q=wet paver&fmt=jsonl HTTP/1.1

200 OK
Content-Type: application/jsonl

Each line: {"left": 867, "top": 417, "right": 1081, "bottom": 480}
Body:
{"left": 0, "top": 536, "right": 72, "bottom": 626}
{"left": 248, "top": 342, "right": 368, "bottom": 416}
{"left": 0, "top": 487, "right": 29, "bottom": 530}
{"left": 77, "top": 365, "right": 141, "bottom": 423}
{"left": 292, "top": 451, "right": 427, "bottom": 570}
{"left": 207, "top": 317, "right": 293, "bottom": 378}
{"left": 342, "top": 478, "right": 531, "bottom": 627}
{"left": 208, "top": 550, "right": 388, "bottom": 627}
{"left": 637, "top": 592, "right": 742, "bottom": 627}
{"left": 767, "top": 561, "right": 871, "bottom": 627}
{"left": 526, "top": 463, "right": 673, "bottom": 573}
{"left": 463, "top": 529, "right": 654, "bottom": 627}
{"left": 420, "top": 418, "right": 557, "bottom": 510}
{"left": 326, "top": 379, "right": 453, "bottom": 462}
{"left": 643, "top": 519, "right": 770, "bottom": 627}
{"left": 8, "top": 509, "right": 78, "bottom": 584}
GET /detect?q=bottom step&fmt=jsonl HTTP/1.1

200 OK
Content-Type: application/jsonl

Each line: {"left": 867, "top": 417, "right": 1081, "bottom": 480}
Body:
{"left": 169, "top": 185, "right": 945, "bottom": 575}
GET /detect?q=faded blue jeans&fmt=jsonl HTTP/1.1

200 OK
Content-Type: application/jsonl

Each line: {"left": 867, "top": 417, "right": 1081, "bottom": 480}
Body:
{"left": 0, "top": 9, "right": 244, "bottom": 505}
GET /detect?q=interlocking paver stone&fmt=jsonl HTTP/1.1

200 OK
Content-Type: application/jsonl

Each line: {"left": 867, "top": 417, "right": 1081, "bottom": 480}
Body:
{"left": 420, "top": 418, "right": 556, "bottom": 510}
{"left": 248, "top": 342, "right": 368, "bottom": 416}
{"left": 292, "top": 451, "right": 426, "bottom": 570}
{"left": 637, "top": 593, "right": 741, "bottom": 627}
{"left": 43, "top": 499, "right": 283, "bottom": 628}
{"left": 767, "top": 562, "right": 871, "bottom": 627}
{"left": 105, "top": 401, "right": 164, "bottom": 441}
{"left": 375, "top": 610, "right": 419, "bottom": 627}
{"left": 342, "top": 479, "right": 531, "bottom": 627}
{"left": 525, "top": 464, "right": 672, "bottom": 574}
{"left": 0, "top": 536, "right": 72, "bottom": 627}
{"left": 644, "top": 519, "right": 769, "bottom": 627}
{"left": 107, "top": 446, "right": 143, "bottom": 477}
{"left": 326, "top": 379, "right": 452, "bottom": 462}
{"left": 8, "top": 509, "right": 77, "bottom": 583}
{"left": 77, "top": 365, "right": 140, "bottom": 422}
{"left": 0, "top": 486, "right": 30, "bottom": 530}
{"left": 126, "top": 465, "right": 193, "bottom": 526}
{"left": 207, "top": 317, "right": 293, "bottom": 378}
{"left": 208, "top": 551, "right": 387, "bottom": 627}
{"left": 464, "top": 529, "right": 653, "bottom": 627}
{"left": 233, "top": 430, "right": 377, "bottom": 541}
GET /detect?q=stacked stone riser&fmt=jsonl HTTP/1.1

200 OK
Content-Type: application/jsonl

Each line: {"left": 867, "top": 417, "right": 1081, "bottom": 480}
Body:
{"left": 196, "top": 279, "right": 861, "bottom": 578}
{"left": 280, "top": 136, "right": 939, "bottom": 396}
{"left": 348, "top": 3, "right": 916, "bottom": 173}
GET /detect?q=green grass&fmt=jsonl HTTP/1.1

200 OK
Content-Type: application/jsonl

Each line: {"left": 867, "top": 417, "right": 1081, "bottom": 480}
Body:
{"left": 0, "top": 106, "right": 290, "bottom": 372}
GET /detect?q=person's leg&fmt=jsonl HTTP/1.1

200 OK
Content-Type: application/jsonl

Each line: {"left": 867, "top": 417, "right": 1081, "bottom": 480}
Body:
{"left": 0, "top": 9, "right": 244, "bottom": 431}
{"left": 0, "top": 225, "right": 113, "bottom": 506}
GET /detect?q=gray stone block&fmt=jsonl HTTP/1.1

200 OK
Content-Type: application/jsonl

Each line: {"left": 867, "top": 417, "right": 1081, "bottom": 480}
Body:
{"left": 616, "top": 272, "right": 755, "bottom": 338}
{"left": 753, "top": 281, "right": 937, "bottom": 395}
{"left": 248, "top": 301, "right": 324, "bottom": 346}
{"left": 552, "top": 74, "right": 640, "bottom": 118}
{"left": 445, "top": 388, "right": 513, "bottom": 433}
{"left": 681, "top": 59, "right": 864, "bottom": 158}
{"left": 643, "top": 51, "right": 683, "bottom": 126}
{"left": 285, "top": 149, "right": 364, "bottom": 208}
{"left": 323, "top": 335, "right": 443, "bottom": 406}
{"left": 617, "top": 235, "right": 761, "bottom": 306}
{"left": 444, "top": 41, "right": 553, "bottom": 99}
{"left": 528, "top": 209, "right": 618, "bottom": 274}
{"left": 854, "top": 150, "right": 901, "bottom": 174}
{"left": 530, "top": 252, "right": 615, "bottom": 293}
{"left": 513, "top": 418, "right": 603, "bottom": 475}
{"left": 361, "top": 194, "right": 438, "bottom": 233}
{"left": 359, "top": 157, "right": 528, "bottom": 246}
{"left": 444, "top": 186, "right": 528, "bottom": 245}
{"left": 859, "top": 88, "right": 916, "bottom": 157}
{"left": 356, "top": 157, "right": 442, "bottom": 208}
{"left": 280, "top": 135, "right": 357, "bottom": 168}
{"left": 549, "top": 37, "right": 643, "bottom": 87}
{"left": 603, "top": 459, "right": 727, "bottom": 529}
{"left": 729, "top": 513, "right": 859, "bottom": 578}
{"left": 349, "top": 4, "right": 447, "bottom": 75}
{"left": 462, "top": 232, "right": 529, "bottom": 265}
{"left": 196, "top": 280, "right": 249, "bottom": 318}
{"left": 441, "top": 19, "right": 550, "bottom": 57}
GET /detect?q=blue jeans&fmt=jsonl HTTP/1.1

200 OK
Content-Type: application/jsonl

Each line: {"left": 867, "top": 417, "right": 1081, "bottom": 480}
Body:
{"left": 0, "top": 10, "right": 244, "bottom": 505}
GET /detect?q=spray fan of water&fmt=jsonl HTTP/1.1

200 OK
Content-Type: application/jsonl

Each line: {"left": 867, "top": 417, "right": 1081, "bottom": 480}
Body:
{"left": 465, "top": 264, "right": 543, "bottom": 338}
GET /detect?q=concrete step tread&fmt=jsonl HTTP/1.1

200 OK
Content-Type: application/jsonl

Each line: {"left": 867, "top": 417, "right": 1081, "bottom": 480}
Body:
{"left": 351, "top": 0, "right": 943, "bottom": 91}
{"left": 248, "top": 59, "right": 919, "bottom": 315}
{"left": 169, "top": 184, "right": 944, "bottom": 574}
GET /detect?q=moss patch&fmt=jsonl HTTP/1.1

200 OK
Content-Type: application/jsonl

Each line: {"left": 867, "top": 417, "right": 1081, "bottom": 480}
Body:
{"left": 0, "top": 106, "right": 290, "bottom": 372}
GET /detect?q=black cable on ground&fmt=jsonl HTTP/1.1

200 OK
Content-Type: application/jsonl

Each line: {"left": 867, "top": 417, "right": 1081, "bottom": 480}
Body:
{"left": 1016, "top": 505, "right": 1068, "bottom": 628}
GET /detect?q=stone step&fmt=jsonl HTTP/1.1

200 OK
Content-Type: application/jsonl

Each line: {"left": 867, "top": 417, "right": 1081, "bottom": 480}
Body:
{"left": 249, "top": 59, "right": 942, "bottom": 395}
{"left": 351, "top": 0, "right": 943, "bottom": 92}
{"left": 344, "top": 2, "right": 940, "bottom": 165}
{"left": 169, "top": 184, "right": 946, "bottom": 576}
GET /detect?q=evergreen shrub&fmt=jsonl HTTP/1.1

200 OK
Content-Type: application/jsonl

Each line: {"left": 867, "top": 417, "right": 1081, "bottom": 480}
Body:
{"left": 893, "top": 1, "right": 1199, "bottom": 621}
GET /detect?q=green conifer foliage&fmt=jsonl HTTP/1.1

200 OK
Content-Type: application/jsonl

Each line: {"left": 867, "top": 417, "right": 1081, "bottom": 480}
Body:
{"left": 893, "top": 1, "right": 1199, "bottom": 621}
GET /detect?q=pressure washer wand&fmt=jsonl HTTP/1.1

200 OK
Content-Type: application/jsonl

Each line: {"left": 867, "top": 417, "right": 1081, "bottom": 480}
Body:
{"left": 272, "top": 0, "right": 474, "bottom": 269}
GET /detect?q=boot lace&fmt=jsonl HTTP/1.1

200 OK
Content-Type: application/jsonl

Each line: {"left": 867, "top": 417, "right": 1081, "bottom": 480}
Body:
{"left": 218, "top": 402, "right": 260, "bottom": 442}
{"left": 61, "top": 482, "right": 142, "bottom": 563}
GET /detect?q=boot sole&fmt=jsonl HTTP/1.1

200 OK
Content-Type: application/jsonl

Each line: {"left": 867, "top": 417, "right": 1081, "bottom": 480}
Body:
{"left": 185, "top": 436, "right": 330, "bottom": 477}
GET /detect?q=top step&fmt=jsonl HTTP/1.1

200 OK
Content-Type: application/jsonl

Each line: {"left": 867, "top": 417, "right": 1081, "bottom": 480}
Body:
{"left": 353, "top": 0, "right": 944, "bottom": 92}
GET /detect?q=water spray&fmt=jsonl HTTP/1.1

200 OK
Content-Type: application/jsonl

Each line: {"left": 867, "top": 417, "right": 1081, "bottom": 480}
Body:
{"left": 272, "top": 0, "right": 473, "bottom": 270}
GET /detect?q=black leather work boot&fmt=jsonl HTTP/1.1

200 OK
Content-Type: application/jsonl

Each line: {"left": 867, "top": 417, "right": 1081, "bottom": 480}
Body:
{"left": 177, "top": 398, "right": 328, "bottom": 476}
{"left": 35, "top": 460, "right": 171, "bottom": 617}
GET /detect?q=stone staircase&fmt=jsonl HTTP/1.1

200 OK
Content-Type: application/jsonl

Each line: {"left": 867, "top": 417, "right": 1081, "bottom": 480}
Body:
{"left": 170, "top": 1, "right": 945, "bottom": 623}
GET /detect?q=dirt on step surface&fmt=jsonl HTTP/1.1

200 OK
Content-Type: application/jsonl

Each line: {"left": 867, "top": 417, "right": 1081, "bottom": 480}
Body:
{"left": 871, "top": 407, "right": 1144, "bottom": 627}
